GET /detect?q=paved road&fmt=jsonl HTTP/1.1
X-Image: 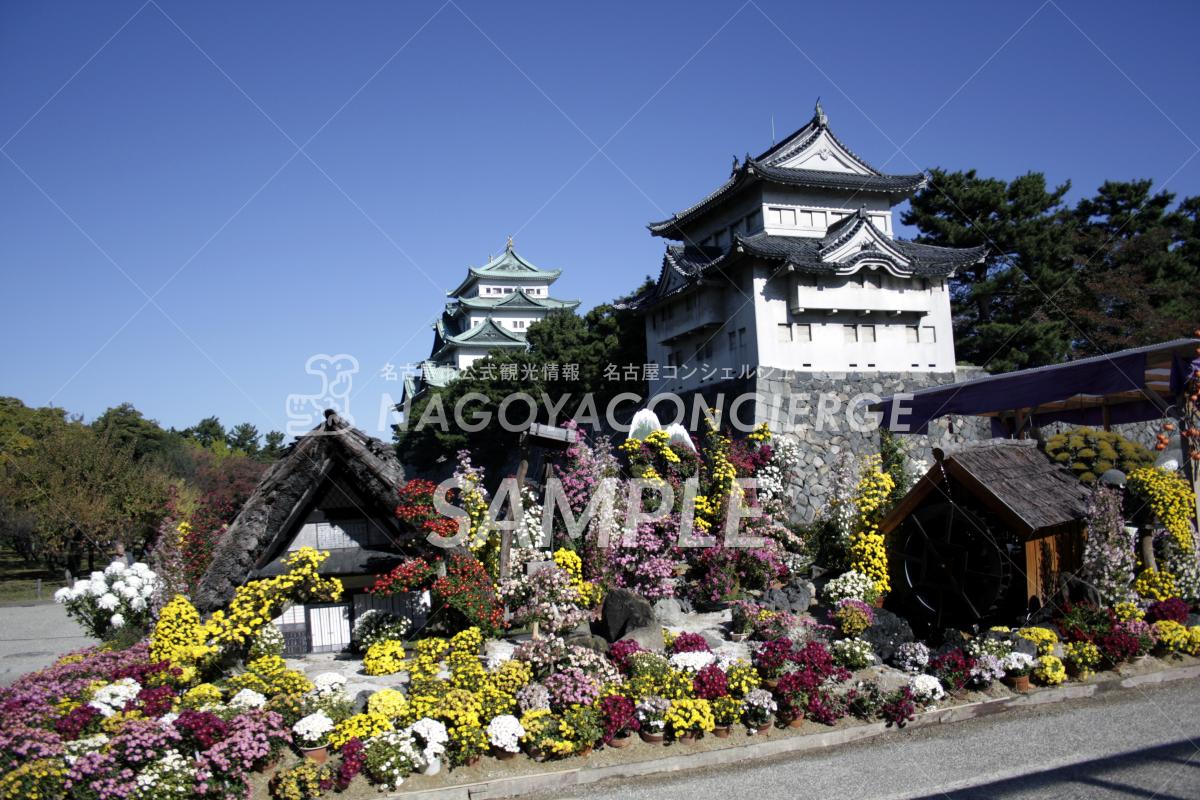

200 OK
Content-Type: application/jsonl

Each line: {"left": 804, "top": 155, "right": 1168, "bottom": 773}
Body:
{"left": 0, "top": 602, "right": 93, "bottom": 685}
{"left": 544, "top": 680, "right": 1200, "bottom": 800}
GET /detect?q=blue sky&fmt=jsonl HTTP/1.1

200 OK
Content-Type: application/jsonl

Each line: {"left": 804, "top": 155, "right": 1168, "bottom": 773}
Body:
{"left": 2, "top": 0, "right": 1198, "bottom": 438}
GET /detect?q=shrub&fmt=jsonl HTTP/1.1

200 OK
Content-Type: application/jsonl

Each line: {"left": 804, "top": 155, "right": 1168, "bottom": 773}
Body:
{"left": 54, "top": 560, "right": 162, "bottom": 640}
{"left": 1042, "top": 428, "right": 1153, "bottom": 483}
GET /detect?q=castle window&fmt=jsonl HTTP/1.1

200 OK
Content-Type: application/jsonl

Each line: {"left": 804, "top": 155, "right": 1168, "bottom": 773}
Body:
{"left": 728, "top": 331, "right": 736, "bottom": 352}
{"left": 776, "top": 323, "right": 792, "bottom": 343}
{"left": 843, "top": 325, "right": 858, "bottom": 343}
{"left": 861, "top": 325, "right": 876, "bottom": 343}
{"left": 906, "top": 325, "right": 919, "bottom": 343}
{"left": 923, "top": 325, "right": 937, "bottom": 343}
{"left": 795, "top": 323, "right": 812, "bottom": 342}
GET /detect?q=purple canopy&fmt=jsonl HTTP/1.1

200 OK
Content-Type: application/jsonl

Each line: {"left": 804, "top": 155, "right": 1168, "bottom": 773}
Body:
{"left": 875, "top": 339, "right": 1200, "bottom": 435}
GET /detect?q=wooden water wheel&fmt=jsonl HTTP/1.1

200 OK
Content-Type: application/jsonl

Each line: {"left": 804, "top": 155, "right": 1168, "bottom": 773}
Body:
{"left": 893, "top": 501, "right": 1018, "bottom": 628}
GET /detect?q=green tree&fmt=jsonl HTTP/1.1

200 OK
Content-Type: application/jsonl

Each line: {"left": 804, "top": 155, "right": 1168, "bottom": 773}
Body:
{"left": 226, "top": 422, "right": 260, "bottom": 455}
{"left": 261, "top": 430, "right": 286, "bottom": 460}
{"left": 1063, "top": 180, "right": 1200, "bottom": 353}
{"left": 92, "top": 403, "right": 171, "bottom": 461}
{"left": 186, "top": 416, "right": 225, "bottom": 448}
{"left": 902, "top": 169, "right": 1076, "bottom": 372}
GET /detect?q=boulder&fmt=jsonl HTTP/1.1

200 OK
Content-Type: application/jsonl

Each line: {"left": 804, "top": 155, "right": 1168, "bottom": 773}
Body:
{"left": 860, "top": 609, "right": 914, "bottom": 663}
{"left": 565, "top": 631, "right": 609, "bottom": 655}
{"left": 759, "top": 579, "right": 815, "bottom": 615}
{"left": 1010, "top": 636, "right": 1038, "bottom": 657}
{"left": 620, "top": 624, "right": 666, "bottom": 651}
{"left": 598, "top": 588, "right": 654, "bottom": 642}
{"left": 652, "top": 598, "right": 685, "bottom": 627}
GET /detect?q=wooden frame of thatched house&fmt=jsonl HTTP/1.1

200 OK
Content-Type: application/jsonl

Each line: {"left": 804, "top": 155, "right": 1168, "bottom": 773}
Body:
{"left": 879, "top": 439, "right": 1091, "bottom": 628}
{"left": 194, "top": 411, "right": 428, "bottom": 655}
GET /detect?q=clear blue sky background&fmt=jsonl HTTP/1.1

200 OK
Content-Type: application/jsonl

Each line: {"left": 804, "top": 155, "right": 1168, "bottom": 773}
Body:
{"left": 3, "top": 0, "right": 1198, "bottom": 438}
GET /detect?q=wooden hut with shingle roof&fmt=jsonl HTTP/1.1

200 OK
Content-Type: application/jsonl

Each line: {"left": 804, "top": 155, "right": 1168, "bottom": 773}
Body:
{"left": 879, "top": 439, "right": 1091, "bottom": 628}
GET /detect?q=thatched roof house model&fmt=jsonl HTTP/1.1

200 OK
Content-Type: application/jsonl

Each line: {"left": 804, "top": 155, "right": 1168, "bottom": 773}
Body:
{"left": 194, "top": 411, "right": 423, "bottom": 655}
{"left": 879, "top": 439, "right": 1091, "bottom": 629}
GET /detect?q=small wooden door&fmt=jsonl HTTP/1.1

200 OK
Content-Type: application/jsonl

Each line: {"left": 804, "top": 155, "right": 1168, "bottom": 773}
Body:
{"left": 307, "top": 604, "right": 351, "bottom": 653}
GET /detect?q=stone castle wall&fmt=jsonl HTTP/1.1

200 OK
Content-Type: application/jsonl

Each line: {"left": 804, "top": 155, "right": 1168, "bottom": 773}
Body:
{"left": 752, "top": 368, "right": 990, "bottom": 523}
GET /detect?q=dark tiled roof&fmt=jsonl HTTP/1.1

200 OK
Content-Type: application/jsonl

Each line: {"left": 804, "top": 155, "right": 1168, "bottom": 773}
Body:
{"left": 739, "top": 231, "right": 986, "bottom": 276}
{"left": 752, "top": 162, "right": 925, "bottom": 193}
{"left": 648, "top": 103, "right": 928, "bottom": 239}
{"left": 641, "top": 226, "right": 984, "bottom": 309}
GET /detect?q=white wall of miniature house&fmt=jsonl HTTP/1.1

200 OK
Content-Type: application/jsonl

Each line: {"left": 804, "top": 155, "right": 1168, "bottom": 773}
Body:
{"left": 269, "top": 510, "right": 429, "bottom": 654}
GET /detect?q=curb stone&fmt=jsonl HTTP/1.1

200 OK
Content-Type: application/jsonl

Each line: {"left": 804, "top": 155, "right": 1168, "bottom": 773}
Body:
{"left": 386, "top": 663, "right": 1200, "bottom": 800}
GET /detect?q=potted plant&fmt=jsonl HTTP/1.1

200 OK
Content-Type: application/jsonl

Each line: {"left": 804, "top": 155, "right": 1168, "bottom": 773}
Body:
{"left": 743, "top": 689, "right": 777, "bottom": 734}
{"left": 1001, "top": 652, "right": 1035, "bottom": 692}
{"left": 711, "top": 696, "right": 741, "bottom": 737}
{"left": 563, "top": 705, "right": 602, "bottom": 756}
{"left": 598, "top": 695, "right": 639, "bottom": 748}
{"left": 773, "top": 671, "right": 809, "bottom": 728}
{"left": 664, "top": 699, "right": 714, "bottom": 743}
{"left": 292, "top": 711, "right": 335, "bottom": 763}
{"left": 486, "top": 715, "right": 524, "bottom": 761}
{"left": 729, "top": 601, "right": 756, "bottom": 642}
{"left": 752, "top": 637, "right": 797, "bottom": 688}
{"left": 635, "top": 696, "right": 669, "bottom": 743}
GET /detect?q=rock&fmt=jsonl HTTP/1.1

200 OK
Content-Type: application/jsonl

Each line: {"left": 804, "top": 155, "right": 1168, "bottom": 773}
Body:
{"left": 939, "top": 628, "right": 971, "bottom": 650}
{"left": 760, "top": 579, "right": 814, "bottom": 615}
{"left": 1010, "top": 636, "right": 1038, "bottom": 657}
{"left": 652, "top": 598, "right": 685, "bottom": 627}
{"left": 620, "top": 624, "right": 666, "bottom": 651}
{"left": 598, "top": 588, "right": 654, "bottom": 643}
{"left": 699, "top": 629, "right": 726, "bottom": 649}
{"left": 565, "top": 631, "right": 609, "bottom": 655}
{"left": 860, "top": 609, "right": 914, "bottom": 663}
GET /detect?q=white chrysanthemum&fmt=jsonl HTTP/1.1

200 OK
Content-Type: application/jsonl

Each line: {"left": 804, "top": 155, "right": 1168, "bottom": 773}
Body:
{"left": 115, "top": 582, "right": 138, "bottom": 599}
{"left": 312, "top": 672, "right": 347, "bottom": 696}
{"left": 230, "top": 688, "right": 267, "bottom": 709}
{"left": 668, "top": 650, "right": 716, "bottom": 672}
{"left": 104, "top": 561, "right": 127, "bottom": 576}
{"left": 130, "top": 596, "right": 147, "bottom": 612}
{"left": 54, "top": 586, "right": 72, "bottom": 603}
{"left": 97, "top": 593, "right": 120, "bottom": 610}
{"left": 908, "top": 674, "right": 945, "bottom": 703}
{"left": 89, "top": 571, "right": 106, "bottom": 583}
{"left": 486, "top": 714, "right": 525, "bottom": 752}
{"left": 110, "top": 613, "right": 126, "bottom": 628}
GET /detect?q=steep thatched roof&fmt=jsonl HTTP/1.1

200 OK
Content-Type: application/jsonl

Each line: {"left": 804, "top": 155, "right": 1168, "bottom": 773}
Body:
{"left": 880, "top": 439, "right": 1091, "bottom": 540}
{"left": 193, "top": 411, "right": 406, "bottom": 612}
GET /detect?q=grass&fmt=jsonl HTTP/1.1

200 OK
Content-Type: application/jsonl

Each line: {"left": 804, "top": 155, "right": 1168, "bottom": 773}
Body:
{"left": 0, "top": 548, "right": 66, "bottom": 605}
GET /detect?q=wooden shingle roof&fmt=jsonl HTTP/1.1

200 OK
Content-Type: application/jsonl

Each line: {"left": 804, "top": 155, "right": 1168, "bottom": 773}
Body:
{"left": 880, "top": 440, "right": 1091, "bottom": 540}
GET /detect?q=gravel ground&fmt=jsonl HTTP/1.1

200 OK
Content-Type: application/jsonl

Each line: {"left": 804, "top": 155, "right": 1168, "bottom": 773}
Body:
{"left": 537, "top": 678, "right": 1200, "bottom": 800}
{"left": 0, "top": 601, "right": 93, "bottom": 685}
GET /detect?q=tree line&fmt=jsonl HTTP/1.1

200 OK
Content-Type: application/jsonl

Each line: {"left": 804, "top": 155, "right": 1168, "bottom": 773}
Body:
{"left": 0, "top": 398, "right": 286, "bottom": 575}
{"left": 905, "top": 171, "right": 1200, "bottom": 372}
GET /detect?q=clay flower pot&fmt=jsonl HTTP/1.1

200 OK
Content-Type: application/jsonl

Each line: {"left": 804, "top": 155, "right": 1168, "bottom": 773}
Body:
{"left": 1005, "top": 674, "right": 1032, "bottom": 692}
{"left": 730, "top": 632, "right": 749, "bottom": 643}
{"left": 713, "top": 725, "right": 732, "bottom": 739}
{"left": 762, "top": 678, "right": 780, "bottom": 690}
{"left": 871, "top": 596, "right": 885, "bottom": 609}
{"left": 639, "top": 730, "right": 665, "bottom": 744}
{"left": 754, "top": 723, "right": 772, "bottom": 736}
{"left": 466, "top": 755, "right": 482, "bottom": 767}
{"left": 676, "top": 731, "right": 697, "bottom": 743}
{"left": 787, "top": 715, "right": 804, "bottom": 729}
{"left": 493, "top": 747, "right": 517, "bottom": 761}
{"left": 300, "top": 744, "right": 328, "bottom": 764}
{"left": 577, "top": 745, "right": 594, "bottom": 757}
{"left": 609, "top": 734, "right": 633, "bottom": 749}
